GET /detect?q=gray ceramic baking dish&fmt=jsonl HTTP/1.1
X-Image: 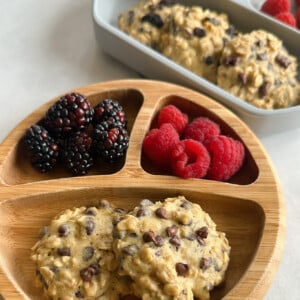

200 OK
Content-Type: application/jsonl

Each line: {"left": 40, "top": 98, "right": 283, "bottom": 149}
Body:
{"left": 92, "top": 0, "right": 300, "bottom": 137}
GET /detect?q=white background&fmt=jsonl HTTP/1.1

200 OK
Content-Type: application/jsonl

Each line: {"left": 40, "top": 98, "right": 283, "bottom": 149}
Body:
{"left": 0, "top": 1, "right": 299, "bottom": 299}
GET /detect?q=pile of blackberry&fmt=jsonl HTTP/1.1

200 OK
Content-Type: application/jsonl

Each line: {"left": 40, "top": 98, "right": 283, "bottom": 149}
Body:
{"left": 23, "top": 94, "right": 129, "bottom": 176}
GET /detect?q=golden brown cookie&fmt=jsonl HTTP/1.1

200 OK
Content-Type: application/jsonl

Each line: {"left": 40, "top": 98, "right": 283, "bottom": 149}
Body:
{"left": 31, "top": 202, "right": 126, "bottom": 300}
{"left": 217, "top": 30, "right": 300, "bottom": 109}
{"left": 113, "top": 196, "right": 230, "bottom": 300}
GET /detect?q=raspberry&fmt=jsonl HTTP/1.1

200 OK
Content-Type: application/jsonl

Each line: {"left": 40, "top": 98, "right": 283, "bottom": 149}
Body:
{"left": 23, "top": 124, "right": 59, "bottom": 173}
{"left": 296, "top": 0, "right": 300, "bottom": 6}
{"left": 296, "top": 7, "right": 300, "bottom": 28}
{"left": 183, "top": 117, "right": 220, "bottom": 143}
{"left": 157, "top": 105, "right": 188, "bottom": 135}
{"left": 93, "top": 121, "right": 129, "bottom": 163}
{"left": 93, "top": 99, "right": 127, "bottom": 128}
{"left": 274, "top": 11, "right": 296, "bottom": 27}
{"left": 204, "top": 135, "right": 245, "bottom": 181}
{"left": 261, "top": 0, "right": 291, "bottom": 16}
{"left": 44, "top": 93, "right": 94, "bottom": 137}
{"left": 142, "top": 123, "right": 180, "bottom": 170}
{"left": 61, "top": 131, "right": 94, "bottom": 176}
{"left": 170, "top": 139, "right": 210, "bottom": 179}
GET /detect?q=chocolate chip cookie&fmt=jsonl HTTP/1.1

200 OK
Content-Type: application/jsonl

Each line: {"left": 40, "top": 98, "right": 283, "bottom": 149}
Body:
{"left": 31, "top": 202, "right": 126, "bottom": 300}
{"left": 217, "top": 29, "right": 300, "bottom": 109}
{"left": 113, "top": 196, "right": 230, "bottom": 300}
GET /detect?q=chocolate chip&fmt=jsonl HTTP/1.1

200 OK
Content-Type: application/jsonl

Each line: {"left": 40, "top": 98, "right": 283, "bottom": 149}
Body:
{"left": 275, "top": 54, "right": 291, "bottom": 69}
{"left": 200, "top": 257, "right": 212, "bottom": 270}
{"left": 57, "top": 224, "right": 70, "bottom": 237}
{"left": 154, "top": 235, "right": 164, "bottom": 247}
{"left": 238, "top": 72, "right": 247, "bottom": 85}
{"left": 193, "top": 27, "right": 206, "bottom": 38}
{"left": 166, "top": 225, "right": 178, "bottom": 237}
{"left": 136, "top": 208, "right": 148, "bottom": 217}
{"left": 57, "top": 247, "right": 71, "bottom": 256}
{"left": 223, "top": 55, "right": 241, "bottom": 66}
{"left": 180, "top": 200, "right": 192, "bottom": 209}
{"left": 155, "top": 207, "right": 167, "bottom": 219}
{"left": 82, "top": 246, "right": 94, "bottom": 261}
{"left": 256, "top": 39, "right": 264, "bottom": 48}
{"left": 141, "top": 12, "right": 164, "bottom": 28}
{"left": 258, "top": 82, "right": 271, "bottom": 98}
{"left": 90, "top": 263, "right": 100, "bottom": 275}
{"left": 122, "top": 244, "right": 140, "bottom": 256}
{"left": 204, "top": 56, "right": 213, "bottom": 65}
{"left": 85, "top": 219, "right": 95, "bottom": 235}
{"left": 175, "top": 262, "right": 189, "bottom": 276}
{"left": 196, "top": 226, "right": 208, "bottom": 239}
{"left": 140, "top": 199, "right": 154, "bottom": 206}
{"left": 80, "top": 264, "right": 99, "bottom": 282}
{"left": 143, "top": 230, "right": 156, "bottom": 243}
{"left": 75, "top": 290, "right": 84, "bottom": 298}
{"left": 84, "top": 207, "right": 97, "bottom": 216}
{"left": 169, "top": 235, "right": 181, "bottom": 247}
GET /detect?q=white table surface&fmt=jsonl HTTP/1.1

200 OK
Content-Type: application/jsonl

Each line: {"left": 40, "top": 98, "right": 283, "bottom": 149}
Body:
{"left": 0, "top": 1, "right": 299, "bottom": 299}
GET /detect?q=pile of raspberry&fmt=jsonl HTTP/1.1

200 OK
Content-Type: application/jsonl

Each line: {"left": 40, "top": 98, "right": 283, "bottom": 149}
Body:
{"left": 142, "top": 104, "right": 245, "bottom": 181}
{"left": 23, "top": 94, "right": 129, "bottom": 176}
{"left": 260, "top": 0, "right": 300, "bottom": 29}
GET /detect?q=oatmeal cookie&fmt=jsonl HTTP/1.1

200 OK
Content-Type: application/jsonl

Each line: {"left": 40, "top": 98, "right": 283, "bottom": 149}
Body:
{"left": 31, "top": 202, "right": 127, "bottom": 300}
{"left": 113, "top": 196, "right": 230, "bottom": 300}
{"left": 217, "top": 29, "right": 300, "bottom": 109}
{"left": 160, "top": 6, "right": 238, "bottom": 83}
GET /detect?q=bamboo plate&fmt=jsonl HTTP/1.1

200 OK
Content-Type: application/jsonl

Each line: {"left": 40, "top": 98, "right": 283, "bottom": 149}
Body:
{"left": 0, "top": 79, "right": 285, "bottom": 299}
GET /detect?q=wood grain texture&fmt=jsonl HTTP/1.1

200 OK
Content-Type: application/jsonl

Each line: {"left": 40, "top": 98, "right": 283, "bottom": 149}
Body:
{"left": 0, "top": 79, "right": 285, "bottom": 299}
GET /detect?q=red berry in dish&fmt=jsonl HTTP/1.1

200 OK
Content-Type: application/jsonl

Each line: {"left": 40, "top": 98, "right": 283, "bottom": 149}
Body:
{"left": 183, "top": 117, "right": 220, "bottom": 143}
{"left": 204, "top": 135, "right": 245, "bottom": 181}
{"left": 171, "top": 139, "right": 210, "bottom": 179}
{"left": 157, "top": 104, "right": 188, "bottom": 135}
{"left": 23, "top": 124, "right": 59, "bottom": 173}
{"left": 61, "top": 131, "right": 94, "bottom": 176}
{"left": 44, "top": 93, "right": 94, "bottom": 137}
{"left": 93, "top": 98, "right": 127, "bottom": 128}
{"left": 93, "top": 121, "right": 129, "bottom": 163}
{"left": 274, "top": 11, "right": 297, "bottom": 27}
{"left": 261, "top": 0, "right": 291, "bottom": 16}
{"left": 142, "top": 123, "right": 180, "bottom": 170}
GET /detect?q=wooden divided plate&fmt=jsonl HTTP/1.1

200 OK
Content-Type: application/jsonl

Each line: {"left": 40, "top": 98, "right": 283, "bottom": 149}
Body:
{"left": 0, "top": 79, "right": 285, "bottom": 299}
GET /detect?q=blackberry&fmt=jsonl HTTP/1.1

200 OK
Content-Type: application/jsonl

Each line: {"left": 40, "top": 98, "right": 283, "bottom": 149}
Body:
{"left": 93, "top": 99, "right": 127, "bottom": 128}
{"left": 23, "top": 124, "right": 59, "bottom": 173}
{"left": 61, "top": 131, "right": 94, "bottom": 176}
{"left": 93, "top": 121, "right": 129, "bottom": 163}
{"left": 44, "top": 93, "right": 94, "bottom": 137}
